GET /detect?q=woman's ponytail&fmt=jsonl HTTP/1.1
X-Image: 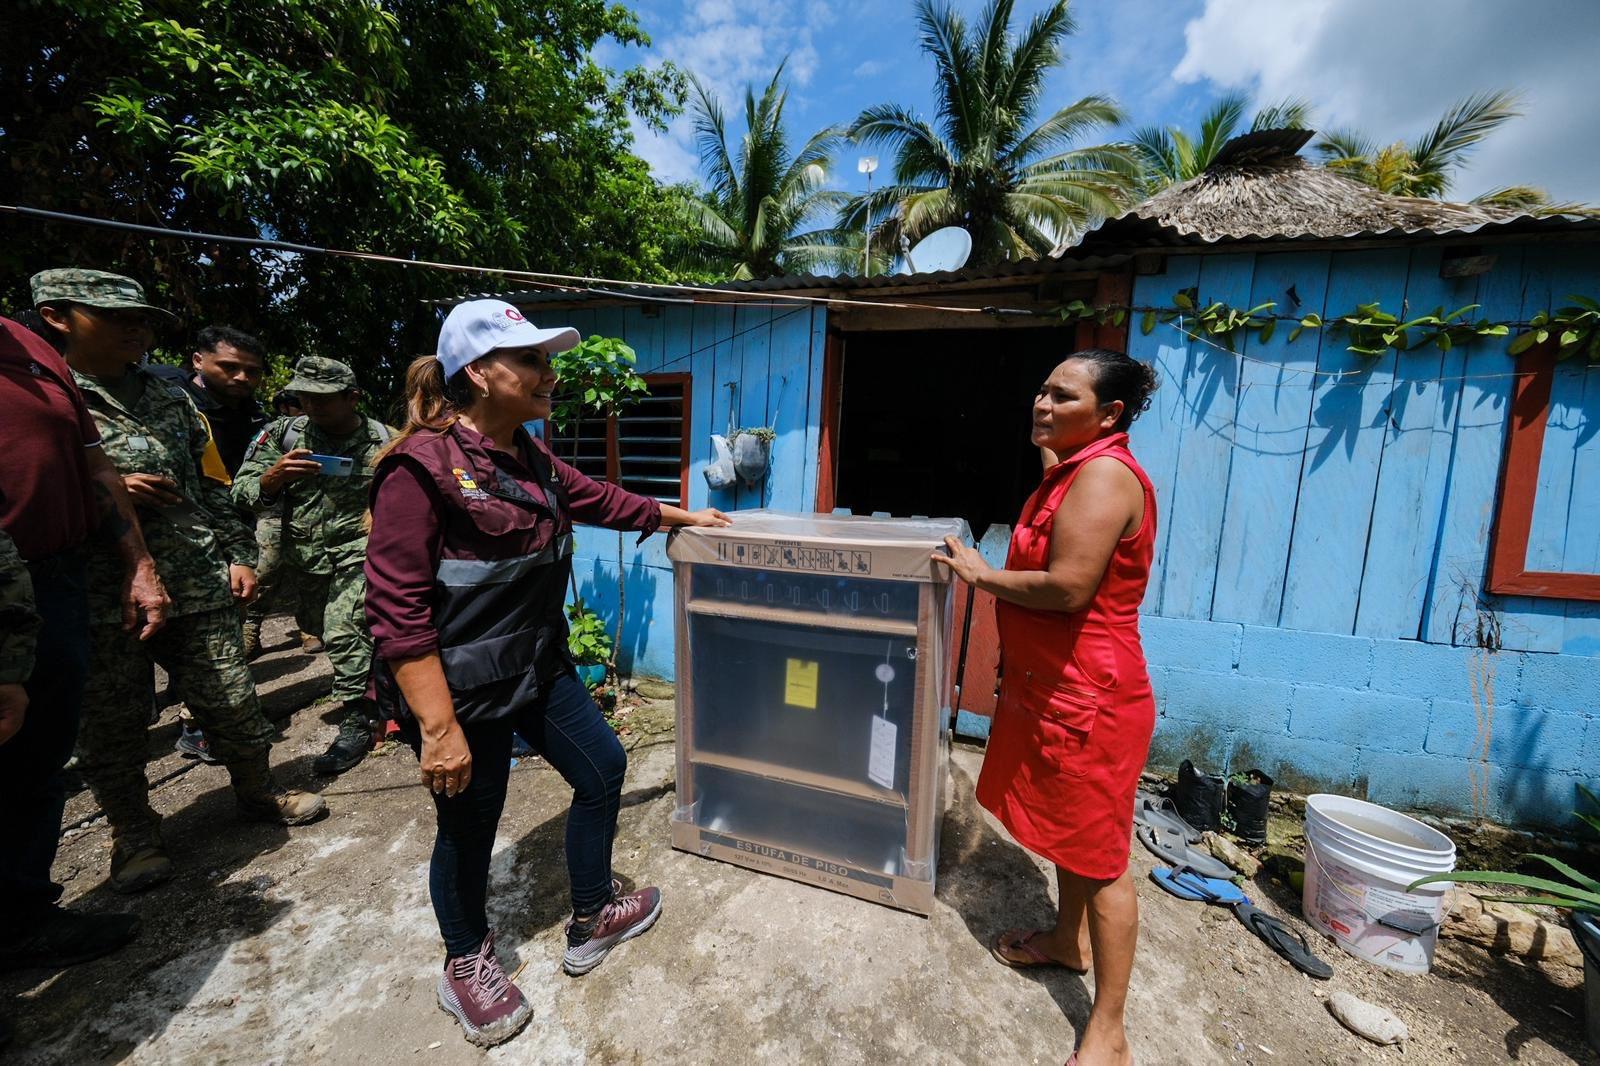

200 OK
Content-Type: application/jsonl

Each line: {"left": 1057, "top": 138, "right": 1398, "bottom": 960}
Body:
{"left": 377, "top": 354, "right": 478, "bottom": 461}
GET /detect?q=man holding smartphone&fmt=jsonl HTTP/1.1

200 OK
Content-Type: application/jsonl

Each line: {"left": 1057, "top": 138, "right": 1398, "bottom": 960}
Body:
{"left": 233, "top": 356, "right": 395, "bottom": 775}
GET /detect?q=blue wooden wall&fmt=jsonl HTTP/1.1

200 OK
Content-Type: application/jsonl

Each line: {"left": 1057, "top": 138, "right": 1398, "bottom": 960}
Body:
{"left": 1123, "top": 242, "right": 1600, "bottom": 827}
{"left": 552, "top": 302, "right": 826, "bottom": 679}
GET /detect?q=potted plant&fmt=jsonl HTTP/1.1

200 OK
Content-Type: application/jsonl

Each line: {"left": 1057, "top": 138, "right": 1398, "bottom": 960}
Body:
{"left": 728, "top": 426, "right": 775, "bottom": 487}
{"left": 1410, "top": 788, "right": 1600, "bottom": 1053}
{"left": 565, "top": 599, "right": 613, "bottom": 690}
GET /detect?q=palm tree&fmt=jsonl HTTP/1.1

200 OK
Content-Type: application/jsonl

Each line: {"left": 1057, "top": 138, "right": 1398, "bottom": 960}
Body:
{"left": 1312, "top": 90, "right": 1545, "bottom": 206}
{"left": 680, "top": 64, "right": 852, "bottom": 280}
{"left": 1131, "top": 93, "right": 1311, "bottom": 192}
{"left": 846, "top": 0, "right": 1140, "bottom": 267}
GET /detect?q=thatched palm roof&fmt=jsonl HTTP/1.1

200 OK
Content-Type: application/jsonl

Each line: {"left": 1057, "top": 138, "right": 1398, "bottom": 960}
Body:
{"left": 1063, "top": 129, "right": 1523, "bottom": 252}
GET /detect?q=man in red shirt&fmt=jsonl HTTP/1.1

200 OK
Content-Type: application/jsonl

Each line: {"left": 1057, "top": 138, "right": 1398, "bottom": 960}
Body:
{"left": 0, "top": 311, "right": 169, "bottom": 974}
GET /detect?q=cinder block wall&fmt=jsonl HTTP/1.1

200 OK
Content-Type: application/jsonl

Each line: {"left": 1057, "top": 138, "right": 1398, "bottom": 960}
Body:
{"left": 1142, "top": 615, "right": 1597, "bottom": 828}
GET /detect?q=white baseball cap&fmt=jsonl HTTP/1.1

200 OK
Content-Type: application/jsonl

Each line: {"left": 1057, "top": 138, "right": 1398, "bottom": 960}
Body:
{"left": 436, "top": 299, "right": 581, "bottom": 380}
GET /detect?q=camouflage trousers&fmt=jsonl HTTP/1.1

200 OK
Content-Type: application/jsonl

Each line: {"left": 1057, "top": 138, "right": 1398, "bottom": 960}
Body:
{"left": 299, "top": 562, "right": 374, "bottom": 703}
{"left": 81, "top": 605, "right": 275, "bottom": 850}
{"left": 245, "top": 512, "right": 318, "bottom": 636}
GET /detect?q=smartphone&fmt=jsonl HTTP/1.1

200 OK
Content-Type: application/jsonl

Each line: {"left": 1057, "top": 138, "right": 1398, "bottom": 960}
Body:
{"left": 308, "top": 453, "right": 355, "bottom": 477}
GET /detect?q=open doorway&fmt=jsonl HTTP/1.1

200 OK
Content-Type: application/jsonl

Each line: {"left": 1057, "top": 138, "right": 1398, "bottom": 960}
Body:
{"left": 830, "top": 327, "right": 1074, "bottom": 537}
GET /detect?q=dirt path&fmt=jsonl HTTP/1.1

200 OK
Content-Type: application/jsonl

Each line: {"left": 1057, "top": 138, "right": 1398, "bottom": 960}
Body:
{"left": 2, "top": 624, "right": 1589, "bottom": 1063}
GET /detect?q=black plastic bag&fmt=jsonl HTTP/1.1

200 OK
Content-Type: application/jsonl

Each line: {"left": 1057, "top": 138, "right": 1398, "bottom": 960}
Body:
{"left": 1227, "top": 769, "right": 1274, "bottom": 844}
{"left": 1174, "top": 759, "right": 1226, "bottom": 831}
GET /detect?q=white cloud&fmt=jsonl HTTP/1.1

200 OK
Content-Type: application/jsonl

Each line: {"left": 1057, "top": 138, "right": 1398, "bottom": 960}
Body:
{"left": 629, "top": 0, "right": 833, "bottom": 183}
{"left": 853, "top": 59, "right": 885, "bottom": 79}
{"left": 1170, "top": 0, "right": 1600, "bottom": 204}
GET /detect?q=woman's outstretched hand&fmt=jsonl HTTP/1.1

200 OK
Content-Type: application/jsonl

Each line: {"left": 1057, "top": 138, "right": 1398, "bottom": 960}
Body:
{"left": 684, "top": 508, "right": 732, "bottom": 528}
{"left": 931, "top": 534, "right": 991, "bottom": 585}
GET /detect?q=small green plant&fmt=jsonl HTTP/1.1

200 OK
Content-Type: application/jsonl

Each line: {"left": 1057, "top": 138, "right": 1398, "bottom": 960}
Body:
{"left": 565, "top": 599, "right": 613, "bottom": 667}
{"left": 1509, "top": 295, "right": 1600, "bottom": 362}
{"left": 1409, "top": 787, "right": 1600, "bottom": 913}
{"left": 728, "top": 426, "right": 776, "bottom": 443}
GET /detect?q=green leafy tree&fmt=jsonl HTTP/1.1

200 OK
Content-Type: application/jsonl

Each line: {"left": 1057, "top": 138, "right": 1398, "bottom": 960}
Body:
{"left": 1131, "top": 93, "right": 1311, "bottom": 192}
{"left": 2, "top": 0, "right": 696, "bottom": 403}
{"left": 846, "top": 0, "right": 1140, "bottom": 266}
{"left": 1312, "top": 90, "right": 1563, "bottom": 209}
{"left": 681, "top": 64, "right": 852, "bottom": 280}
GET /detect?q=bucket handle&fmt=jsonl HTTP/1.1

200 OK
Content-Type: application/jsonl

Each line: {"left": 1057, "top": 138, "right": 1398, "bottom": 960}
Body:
{"left": 1305, "top": 836, "right": 1444, "bottom": 936}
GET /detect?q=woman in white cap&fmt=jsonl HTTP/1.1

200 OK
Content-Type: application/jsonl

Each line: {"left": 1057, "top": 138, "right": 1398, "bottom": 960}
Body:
{"left": 364, "top": 300, "right": 729, "bottom": 1047}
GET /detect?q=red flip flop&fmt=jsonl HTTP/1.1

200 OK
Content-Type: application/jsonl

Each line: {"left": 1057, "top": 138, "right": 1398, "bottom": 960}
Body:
{"left": 991, "top": 929, "right": 1088, "bottom": 974}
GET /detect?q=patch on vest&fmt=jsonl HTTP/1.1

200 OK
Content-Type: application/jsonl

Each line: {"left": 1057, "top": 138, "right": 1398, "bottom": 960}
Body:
{"left": 452, "top": 467, "right": 490, "bottom": 500}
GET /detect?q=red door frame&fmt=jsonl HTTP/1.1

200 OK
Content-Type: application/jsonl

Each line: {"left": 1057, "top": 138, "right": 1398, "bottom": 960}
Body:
{"left": 1487, "top": 345, "right": 1600, "bottom": 600}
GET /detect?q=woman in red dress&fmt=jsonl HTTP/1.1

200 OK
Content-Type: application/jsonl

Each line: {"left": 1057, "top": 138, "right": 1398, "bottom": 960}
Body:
{"left": 934, "top": 348, "right": 1158, "bottom": 1066}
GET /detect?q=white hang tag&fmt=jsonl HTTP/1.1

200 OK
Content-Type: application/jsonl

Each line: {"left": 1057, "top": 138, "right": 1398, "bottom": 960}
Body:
{"left": 868, "top": 716, "right": 897, "bottom": 792}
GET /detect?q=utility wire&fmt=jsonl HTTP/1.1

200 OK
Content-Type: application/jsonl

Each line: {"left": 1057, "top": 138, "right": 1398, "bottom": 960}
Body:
{"left": 1, "top": 203, "right": 1026, "bottom": 317}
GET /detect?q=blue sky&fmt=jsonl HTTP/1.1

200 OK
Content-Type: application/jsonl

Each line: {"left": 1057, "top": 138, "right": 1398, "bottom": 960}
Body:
{"left": 605, "top": 0, "right": 1600, "bottom": 206}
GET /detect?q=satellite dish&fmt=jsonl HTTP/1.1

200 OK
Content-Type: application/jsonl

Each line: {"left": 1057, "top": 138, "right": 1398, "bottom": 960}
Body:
{"left": 903, "top": 227, "right": 972, "bottom": 274}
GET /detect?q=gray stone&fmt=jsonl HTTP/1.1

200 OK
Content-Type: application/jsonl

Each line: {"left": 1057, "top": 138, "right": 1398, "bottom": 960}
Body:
{"left": 1326, "top": 990, "right": 1408, "bottom": 1046}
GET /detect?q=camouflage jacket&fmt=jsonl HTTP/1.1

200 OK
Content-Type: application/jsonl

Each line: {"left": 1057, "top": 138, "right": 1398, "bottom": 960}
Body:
{"left": 0, "top": 528, "right": 40, "bottom": 685}
{"left": 73, "top": 365, "right": 257, "bottom": 623}
{"left": 233, "top": 415, "right": 394, "bottom": 575}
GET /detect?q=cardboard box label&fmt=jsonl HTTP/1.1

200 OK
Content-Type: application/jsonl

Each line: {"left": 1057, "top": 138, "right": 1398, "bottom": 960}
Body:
{"left": 784, "top": 658, "right": 819, "bottom": 708}
{"left": 718, "top": 540, "right": 873, "bottom": 575}
{"left": 868, "top": 716, "right": 897, "bottom": 791}
{"left": 698, "top": 830, "right": 895, "bottom": 889}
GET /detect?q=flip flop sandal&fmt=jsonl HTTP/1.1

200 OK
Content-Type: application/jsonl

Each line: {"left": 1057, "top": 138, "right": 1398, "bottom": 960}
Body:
{"left": 1137, "top": 824, "right": 1235, "bottom": 881}
{"left": 1134, "top": 793, "right": 1204, "bottom": 845}
{"left": 1150, "top": 865, "right": 1248, "bottom": 905}
{"left": 1232, "top": 902, "right": 1333, "bottom": 979}
{"left": 991, "top": 930, "right": 1088, "bottom": 974}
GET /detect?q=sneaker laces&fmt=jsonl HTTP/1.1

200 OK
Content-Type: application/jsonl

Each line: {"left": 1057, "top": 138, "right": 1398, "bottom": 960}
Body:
{"left": 453, "top": 933, "right": 511, "bottom": 1006}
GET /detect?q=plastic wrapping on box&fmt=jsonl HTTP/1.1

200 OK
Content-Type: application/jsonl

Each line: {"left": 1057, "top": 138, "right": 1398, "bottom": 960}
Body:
{"left": 669, "top": 511, "right": 967, "bottom": 915}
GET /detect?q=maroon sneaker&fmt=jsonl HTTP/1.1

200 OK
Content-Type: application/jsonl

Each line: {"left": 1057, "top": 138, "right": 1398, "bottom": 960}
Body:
{"left": 436, "top": 931, "right": 532, "bottom": 1047}
{"left": 562, "top": 880, "right": 662, "bottom": 976}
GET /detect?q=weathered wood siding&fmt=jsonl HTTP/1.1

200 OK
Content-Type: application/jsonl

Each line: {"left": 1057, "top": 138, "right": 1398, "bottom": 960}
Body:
{"left": 559, "top": 303, "right": 825, "bottom": 680}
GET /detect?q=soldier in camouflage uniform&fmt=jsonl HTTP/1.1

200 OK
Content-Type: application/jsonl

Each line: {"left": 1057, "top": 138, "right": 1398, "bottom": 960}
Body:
{"left": 32, "top": 269, "right": 327, "bottom": 894}
{"left": 233, "top": 356, "right": 393, "bottom": 775}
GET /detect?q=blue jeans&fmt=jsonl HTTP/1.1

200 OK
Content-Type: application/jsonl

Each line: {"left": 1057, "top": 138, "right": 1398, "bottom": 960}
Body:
{"left": 408, "top": 666, "right": 626, "bottom": 956}
{"left": 0, "top": 553, "right": 88, "bottom": 936}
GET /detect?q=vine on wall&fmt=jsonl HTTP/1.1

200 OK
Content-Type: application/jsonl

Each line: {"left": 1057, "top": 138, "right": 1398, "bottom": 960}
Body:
{"left": 1054, "top": 289, "right": 1599, "bottom": 363}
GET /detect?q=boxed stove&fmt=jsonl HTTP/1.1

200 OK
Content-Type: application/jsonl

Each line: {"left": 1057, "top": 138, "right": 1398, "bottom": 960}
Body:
{"left": 667, "top": 510, "right": 968, "bottom": 915}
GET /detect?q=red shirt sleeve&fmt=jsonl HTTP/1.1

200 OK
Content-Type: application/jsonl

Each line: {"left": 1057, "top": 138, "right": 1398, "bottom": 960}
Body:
{"left": 549, "top": 451, "right": 663, "bottom": 535}
{"left": 364, "top": 457, "right": 445, "bottom": 661}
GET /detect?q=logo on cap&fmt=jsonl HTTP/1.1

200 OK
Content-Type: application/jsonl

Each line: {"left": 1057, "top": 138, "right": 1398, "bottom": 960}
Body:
{"left": 505, "top": 308, "right": 525, "bottom": 322}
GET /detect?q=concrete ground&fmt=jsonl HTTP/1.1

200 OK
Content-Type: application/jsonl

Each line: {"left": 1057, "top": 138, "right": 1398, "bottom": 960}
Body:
{"left": 2, "top": 621, "right": 1592, "bottom": 1064}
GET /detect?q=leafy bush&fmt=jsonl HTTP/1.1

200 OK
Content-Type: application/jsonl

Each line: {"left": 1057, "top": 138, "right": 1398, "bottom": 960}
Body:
{"left": 565, "top": 600, "right": 613, "bottom": 667}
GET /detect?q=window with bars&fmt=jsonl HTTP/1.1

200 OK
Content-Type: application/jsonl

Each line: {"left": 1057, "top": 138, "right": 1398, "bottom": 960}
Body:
{"left": 546, "top": 373, "right": 690, "bottom": 507}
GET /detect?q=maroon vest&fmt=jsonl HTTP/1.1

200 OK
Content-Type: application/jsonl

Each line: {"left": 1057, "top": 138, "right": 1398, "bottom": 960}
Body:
{"left": 371, "top": 423, "right": 574, "bottom": 725}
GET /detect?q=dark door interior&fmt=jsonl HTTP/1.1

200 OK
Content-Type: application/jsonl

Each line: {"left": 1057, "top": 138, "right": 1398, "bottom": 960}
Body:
{"left": 832, "top": 327, "right": 1070, "bottom": 537}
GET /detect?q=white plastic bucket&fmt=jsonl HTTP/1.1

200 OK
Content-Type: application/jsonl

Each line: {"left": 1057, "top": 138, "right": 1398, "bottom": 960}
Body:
{"left": 1301, "top": 794, "right": 1457, "bottom": 974}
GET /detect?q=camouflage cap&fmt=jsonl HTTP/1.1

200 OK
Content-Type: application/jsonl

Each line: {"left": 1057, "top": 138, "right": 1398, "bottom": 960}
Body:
{"left": 29, "top": 269, "right": 178, "bottom": 327}
{"left": 286, "top": 355, "right": 357, "bottom": 394}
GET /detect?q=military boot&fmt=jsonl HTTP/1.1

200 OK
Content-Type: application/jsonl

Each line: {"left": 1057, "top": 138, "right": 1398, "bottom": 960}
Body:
{"left": 229, "top": 752, "right": 328, "bottom": 825}
{"left": 312, "top": 702, "right": 374, "bottom": 776}
{"left": 109, "top": 840, "right": 173, "bottom": 895}
{"left": 242, "top": 619, "right": 264, "bottom": 660}
{"left": 298, "top": 631, "right": 326, "bottom": 654}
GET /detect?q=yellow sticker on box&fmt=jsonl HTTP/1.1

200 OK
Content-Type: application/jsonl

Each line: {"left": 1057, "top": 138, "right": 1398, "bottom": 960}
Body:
{"left": 784, "top": 658, "right": 819, "bottom": 709}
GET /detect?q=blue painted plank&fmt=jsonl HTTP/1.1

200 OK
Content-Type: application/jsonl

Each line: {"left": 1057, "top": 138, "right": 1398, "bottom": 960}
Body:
{"left": 1355, "top": 247, "right": 1478, "bottom": 639}
{"left": 1212, "top": 250, "right": 1330, "bottom": 626}
{"left": 703, "top": 304, "right": 740, "bottom": 514}
{"left": 1528, "top": 359, "right": 1588, "bottom": 570}
{"left": 623, "top": 305, "right": 666, "bottom": 374}
{"left": 1281, "top": 250, "right": 1406, "bottom": 633}
{"left": 1563, "top": 359, "right": 1600, "bottom": 655}
{"left": 1421, "top": 246, "right": 1522, "bottom": 645}
{"left": 1157, "top": 253, "right": 1255, "bottom": 619}
{"left": 800, "top": 307, "right": 827, "bottom": 513}
{"left": 762, "top": 306, "right": 814, "bottom": 511}
{"left": 732, "top": 307, "right": 773, "bottom": 510}
{"left": 1126, "top": 258, "right": 1202, "bottom": 615}
{"left": 1486, "top": 245, "right": 1595, "bottom": 653}
{"left": 654, "top": 306, "right": 696, "bottom": 374}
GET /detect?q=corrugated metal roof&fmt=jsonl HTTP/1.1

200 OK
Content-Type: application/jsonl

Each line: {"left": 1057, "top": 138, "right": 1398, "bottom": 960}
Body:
{"left": 434, "top": 253, "right": 1130, "bottom": 308}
